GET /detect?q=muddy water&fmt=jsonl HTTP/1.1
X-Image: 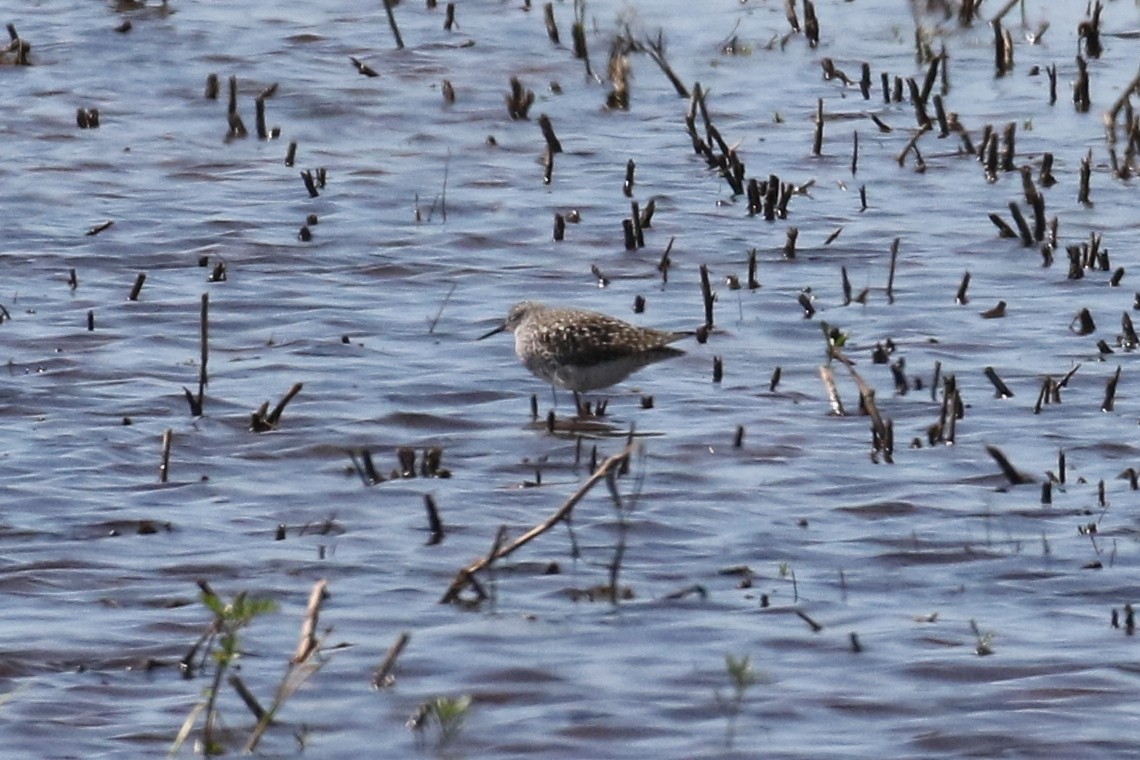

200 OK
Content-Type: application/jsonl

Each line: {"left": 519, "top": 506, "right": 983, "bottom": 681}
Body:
{"left": 2, "top": 1, "right": 1140, "bottom": 757}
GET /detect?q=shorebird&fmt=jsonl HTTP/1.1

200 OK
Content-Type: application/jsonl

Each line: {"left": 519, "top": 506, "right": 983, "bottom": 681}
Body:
{"left": 478, "top": 301, "right": 689, "bottom": 406}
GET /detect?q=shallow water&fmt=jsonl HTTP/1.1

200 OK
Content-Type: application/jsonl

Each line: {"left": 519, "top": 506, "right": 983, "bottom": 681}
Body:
{"left": 3, "top": 0, "right": 1140, "bottom": 757}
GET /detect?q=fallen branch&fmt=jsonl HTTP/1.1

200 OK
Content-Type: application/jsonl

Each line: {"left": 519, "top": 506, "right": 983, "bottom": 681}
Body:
{"left": 440, "top": 444, "right": 635, "bottom": 604}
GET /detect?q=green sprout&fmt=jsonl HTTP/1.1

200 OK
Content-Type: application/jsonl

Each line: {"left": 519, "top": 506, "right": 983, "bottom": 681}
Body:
{"left": 718, "top": 653, "right": 756, "bottom": 748}
{"left": 171, "top": 584, "right": 278, "bottom": 756}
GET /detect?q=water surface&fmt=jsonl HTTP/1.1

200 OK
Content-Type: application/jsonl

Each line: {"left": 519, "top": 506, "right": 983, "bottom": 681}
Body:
{"left": 2, "top": 1, "right": 1140, "bottom": 758}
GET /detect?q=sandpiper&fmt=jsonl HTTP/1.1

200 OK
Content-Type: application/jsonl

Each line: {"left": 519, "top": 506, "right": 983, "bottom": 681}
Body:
{"left": 478, "top": 301, "right": 689, "bottom": 403}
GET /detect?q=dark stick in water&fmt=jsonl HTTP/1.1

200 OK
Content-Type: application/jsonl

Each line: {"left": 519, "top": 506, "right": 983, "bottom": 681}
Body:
{"left": 382, "top": 0, "right": 405, "bottom": 49}
{"left": 700, "top": 264, "right": 714, "bottom": 328}
{"left": 159, "top": 429, "right": 172, "bottom": 483}
{"left": 128, "top": 273, "right": 146, "bottom": 301}
{"left": 543, "top": 3, "right": 560, "bottom": 45}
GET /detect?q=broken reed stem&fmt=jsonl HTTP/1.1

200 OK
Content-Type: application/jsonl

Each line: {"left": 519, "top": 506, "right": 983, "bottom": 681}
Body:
{"left": 783, "top": 227, "right": 799, "bottom": 259}
{"left": 1079, "top": 149, "right": 1093, "bottom": 205}
{"left": 984, "top": 366, "right": 1014, "bottom": 398}
{"left": 986, "top": 445, "right": 1032, "bottom": 485}
{"left": 956, "top": 272, "right": 971, "bottom": 304}
{"left": 160, "top": 428, "right": 172, "bottom": 483}
{"left": 643, "top": 33, "right": 689, "bottom": 98}
{"left": 227, "top": 75, "right": 238, "bottom": 116}
{"left": 812, "top": 98, "right": 824, "bottom": 156}
{"left": 989, "top": 212, "right": 1017, "bottom": 238}
{"left": 244, "top": 579, "right": 330, "bottom": 753}
{"left": 796, "top": 609, "right": 822, "bottom": 632}
{"left": 920, "top": 53, "right": 941, "bottom": 104}
{"left": 803, "top": 0, "right": 819, "bottom": 47}
{"left": 427, "top": 282, "right": 456, "bottom": 335}
{"left": 993, "top": 21, "right": 1013, "bottom": 77}
{"left": 1034, "top": 376, "right": 1051, "bottom": 414}
{"left": 630, "top": 201, "right": 644, "bottom": 247}
{"left": 128, "top": 272, "right": 146, "bottom": 301}
{"left": 1074, "top": 56, "right": 1091, "bottom": 113}
{"left": 907, "top": 78, "right": 930, "bottom": 128}
{"left": 372, "top": 632, "right": 411, "bottom": 688}
{"left": 784, "top": 0, "right": 800, "bottom": 32}
{"left": 933, "top": 95, "right": 949, "bottom": 136}
{"left": 571, "top": 24, "right": 591, "bottom": 76}
{"left": 293, "top": 579, "right": 329, "bottom": 664}
{"left": 538, "top": 114, "right": 562, "bottom": 154}
{"left": 382, "top": 0, "right": 405, "bottom": 49}
{"left": 199, "top": 293, "right": 208, "bottom": 405}
{"left": 543, "top": 2, "right": 559, "bottom": 44}
{"left": 424, "top": 494, "right": 445, "bottom": 544}
{"left": 658, "top": 237, "right": 674, "bottom": 284}
{"left": 819, "top": 365, "right": 845, "bottom": 415}
{"left": 699, "top": 264, "right": 714, "bottom": 328}
{"left": 1103, "top": 365, "right": 1122, "bottom": 412}
{"left": 228, "top": 675, "right": 266, "bottom": 721}
{"left": 639, "top": 199, "right": 655, "bottom": 228}
{"left": 440, "top": 444, "right": 635, "bottom": 604}
{"left": 268, "top": 383, "right": 302, "bottom": 425}
{"left": 1009, "top": 202, "right": 1034, "bottom": 246}
{"left": 886, "top": 237, "right": 900, "bottom": 302}
{"left": 251, "top": 383, "right": 305, "bottom": 431}
{"left": 255, "top": 97, "right": 267, "bottom": 140}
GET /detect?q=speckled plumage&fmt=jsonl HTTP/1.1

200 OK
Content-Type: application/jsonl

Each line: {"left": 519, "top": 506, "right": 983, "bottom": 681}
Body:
{"left": 479, "top": 301, "right": 688, "bottom": 393}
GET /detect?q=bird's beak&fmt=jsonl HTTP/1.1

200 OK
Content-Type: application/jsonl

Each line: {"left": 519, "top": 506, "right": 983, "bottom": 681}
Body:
{"left": 477, "top": 322, "right": 507, "bottom": 340}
